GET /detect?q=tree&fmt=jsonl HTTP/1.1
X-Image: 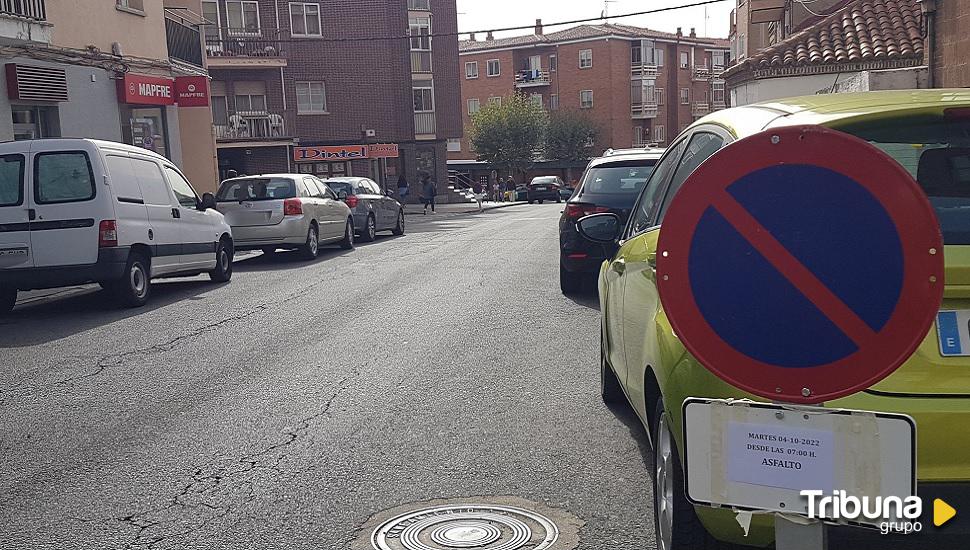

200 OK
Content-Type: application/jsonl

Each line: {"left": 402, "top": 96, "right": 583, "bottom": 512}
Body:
{"left": 470, "top": 94, "right": 547, "bottom": 179}
{"left": 544, "top": 109, "right": 599, "bottom": 163}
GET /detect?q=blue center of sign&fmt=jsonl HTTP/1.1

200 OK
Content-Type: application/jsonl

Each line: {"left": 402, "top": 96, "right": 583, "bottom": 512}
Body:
{"left": 688, "top": 164, "right": 904, "bottom": 368}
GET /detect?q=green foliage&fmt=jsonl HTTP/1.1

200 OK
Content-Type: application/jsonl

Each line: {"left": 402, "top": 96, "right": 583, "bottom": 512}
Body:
{"left": 544, "top": 110, "right": 599, "bottom": 162}
{"left": 470, "top": 94, "right": 547, "bottom": 175}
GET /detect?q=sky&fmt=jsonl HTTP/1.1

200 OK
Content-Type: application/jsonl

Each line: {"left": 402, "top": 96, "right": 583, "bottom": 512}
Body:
{"left": 455, "top": 0, "right": 734, "bottom": 40}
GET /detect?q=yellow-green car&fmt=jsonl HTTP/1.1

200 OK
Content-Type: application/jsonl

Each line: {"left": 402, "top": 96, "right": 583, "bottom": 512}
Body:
{"left": 581, "top": 90, "right": 970, "bottom": 549}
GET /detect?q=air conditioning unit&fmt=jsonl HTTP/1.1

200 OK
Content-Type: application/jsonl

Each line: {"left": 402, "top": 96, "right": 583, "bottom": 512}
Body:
{"left": 364, "top": 129, "right": 377, "bottom": 137}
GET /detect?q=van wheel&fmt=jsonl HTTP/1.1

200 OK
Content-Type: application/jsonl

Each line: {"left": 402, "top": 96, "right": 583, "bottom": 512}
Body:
{"left": 0, "top": 287, "right": 17, "bottom": 314}
{"left": 392, "top": 210, "right": 405, "bottom": 236}
{"left": 300, "top": 223, "right": 320, "bottom": 260}
{"left": 108, "top": 252, "right": 151, "bottom": 308}
{"left": 209, "top": 239, "right": 233, "bottom": 282}
{"left": 339, "top": 218, "right": 355, "bottom": 250}
{"left": 361, "top": 214, "right": 377, "bottom": 242}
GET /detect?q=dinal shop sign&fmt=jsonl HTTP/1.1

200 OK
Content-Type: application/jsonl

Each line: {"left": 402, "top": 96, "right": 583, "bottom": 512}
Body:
{"left": 118, "top": 74, "right": 211, "bottom": 107}
{"left": 295, "top": 143, "right": 400, "bottom": 161}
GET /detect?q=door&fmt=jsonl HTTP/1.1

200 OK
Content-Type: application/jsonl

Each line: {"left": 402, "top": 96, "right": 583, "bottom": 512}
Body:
{"left": 529, "top": 55, "right": 541, "bottom": 72}
{"left": 130, "top": 155, "right": 181, "bottom": 275}
{"left": 301, "top": 177, "right": 333, "bottom": 239}
{"left": 312, "top": 177, "right": 346, "bottom": 240}
{"left": 103, "top": 153, "right": 151, "bottom": 254}
{"left": 0, "top": 152, "right": 31, "bottom": 269}
{"left": 163, "top": 165, "right": 217, "bottom": 270}
{"left": 367, "top": 179, "right": 392, "bottom": 228}
{"left": 28, "top": 145, "right": 106, "bottom": 268}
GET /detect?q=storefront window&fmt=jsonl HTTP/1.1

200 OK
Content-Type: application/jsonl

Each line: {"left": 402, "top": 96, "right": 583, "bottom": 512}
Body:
{"left": 12, "top": 106, "right": 58, "bottom": 140}
{"left": 121, "top": 106, "right": 169, "bottom": 158}
{"left": 296, "top": 162, "right": 349, "bottom": 178}
{"left": 415, "top": 147, "right": 436, "bottom": 179}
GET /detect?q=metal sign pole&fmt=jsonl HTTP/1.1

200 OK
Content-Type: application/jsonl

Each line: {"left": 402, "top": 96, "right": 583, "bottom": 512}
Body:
{"left": 775, "top": 515, "right": 827, "bottom": 550}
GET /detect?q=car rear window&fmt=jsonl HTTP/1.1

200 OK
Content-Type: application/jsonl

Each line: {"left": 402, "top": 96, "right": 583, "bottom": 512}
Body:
{"left": 577, "top": 160, "right": 657, "bottom": 199}
{"left": 838, "top": 115, "right": 970, "bottom": 244}
{"left": 34, "top": 151, "right": 95, "bottom": 204}
{"left": 0, "top": 154, "right": 25, "bottom": 207}
{"left": 531, "top": 177, "right": 557, "bottom": 185}
{"left": 326, "top": 180, "right": 367, "bottom": 196}
{"left": 217, "top": 178, "right": 296, "bottom": 201}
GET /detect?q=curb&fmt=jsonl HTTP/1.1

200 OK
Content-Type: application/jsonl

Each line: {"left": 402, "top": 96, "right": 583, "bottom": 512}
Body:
{"left": 403, "top": 201, "right": 529, "bottom": 217}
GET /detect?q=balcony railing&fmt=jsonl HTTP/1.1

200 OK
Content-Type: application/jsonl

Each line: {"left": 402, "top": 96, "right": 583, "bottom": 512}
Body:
{"left": 414, "top": 112, "right": 436, "bottom": 135}
{"left": 713, "top": 100, "right": 727, "bottom": 111}
{"left": 166, "top": 16, "right": 203, "bottom": 67}
{"left": 206, "top": 29, "right": 287, "bottom": 60}
{"left": 631, "top": 102, "right": 659, "bottom": 119}
{"left": 692, "top": 66, "right": 725, "bottom": 81}
{"left": 1, "top": 0, "right": 45, "bottom": 20}
{"left": 631, "top": 63, "right": 658, "bottom": 78}
{"left": 692, "top": 102, "right": 711, "bottom": 116}
{"left": 215, "top": 110, "right": 288, "bottom": 140}
{"left": 515, "top": 69, "right": 551, "bottom": 87}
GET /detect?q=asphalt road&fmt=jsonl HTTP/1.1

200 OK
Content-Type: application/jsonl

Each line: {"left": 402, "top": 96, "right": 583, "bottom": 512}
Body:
{"left": 0, "top": 204, "right": 656, "bottom": 549}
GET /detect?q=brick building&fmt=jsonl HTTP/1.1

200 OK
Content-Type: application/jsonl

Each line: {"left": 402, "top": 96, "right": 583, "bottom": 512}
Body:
{"left": 203, "top": 0, "right": 460, "bottom": 192}
{"left": 924, "top": 0, "right": 970, "bottom": 87}
{"left": 449, "top": 22, "right": 730, "bottom": 167}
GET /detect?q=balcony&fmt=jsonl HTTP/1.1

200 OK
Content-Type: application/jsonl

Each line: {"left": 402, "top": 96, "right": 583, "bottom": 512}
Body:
{"left": 206, "top": 29, "right": 287, "bottom": 68}
{"left": 215, "top": 110, "right": 289, "bottom": 142}
{"left": 166, "top": 15, "right": 203, "bottom": 68}
{"left": 692, "top": 102, "right": 711, "bottom": 117}
{"left": 631, "top": 63, "right": 658, "bottom": 78}
{"left": 514, "top": 69, "right": 551, "bottom": 88}
{"left": 692, "top": 66, "right": 725, "bottom": 81}
{"left": 632, "top": 102, "right": 659, "bottom": 119}
{"left": 0, "top": 0, "right": 51, "bottom": 43}
{"left": 713, "top": 101, "right": 727, "bottom": 111}
{"left": 414, "top": 112, "right": 436, "bottom": 137}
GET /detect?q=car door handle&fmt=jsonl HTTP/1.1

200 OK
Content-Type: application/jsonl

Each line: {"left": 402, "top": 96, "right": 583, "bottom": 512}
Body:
{"left": 612, "top": 258, "right": 626, "bottom": 274}
{"left": 171, "top": 208, "right": 181, "bottom": 219}
{"left": 27, "top": 208, "right": 36, "bottom": 221}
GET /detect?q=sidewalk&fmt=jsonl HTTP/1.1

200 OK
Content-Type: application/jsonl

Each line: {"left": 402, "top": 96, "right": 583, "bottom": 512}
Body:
{"left": 403, "top": 201, "right": 527, "bottom": 216}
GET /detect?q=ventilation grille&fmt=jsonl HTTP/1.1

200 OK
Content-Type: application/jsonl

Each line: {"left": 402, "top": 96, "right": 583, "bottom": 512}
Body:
{"left": 6, "top": 64, "right": 69, "bottom": 102}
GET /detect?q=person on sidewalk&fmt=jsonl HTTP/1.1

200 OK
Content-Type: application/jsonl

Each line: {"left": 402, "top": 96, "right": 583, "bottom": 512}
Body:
{"left": 505, "top": 176, "right": 516, "bottom": 202}
{"left": 420, "top": 174, "right": 437, "bottom": 214}
{"left": 397, "top": 174, "right": 409, "bottom": 202}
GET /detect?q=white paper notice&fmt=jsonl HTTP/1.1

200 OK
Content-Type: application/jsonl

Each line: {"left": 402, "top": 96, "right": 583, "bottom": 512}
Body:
{"left": 726, "top": 421, "right": 836, "bottom": 493}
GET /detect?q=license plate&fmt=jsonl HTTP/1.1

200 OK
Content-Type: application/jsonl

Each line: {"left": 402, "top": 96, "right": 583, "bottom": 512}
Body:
{"left": 536, "top": 186, "right": 546, "bottom": 191}
{"left": 936, "top": 310, "right": 970, "bottom": 356}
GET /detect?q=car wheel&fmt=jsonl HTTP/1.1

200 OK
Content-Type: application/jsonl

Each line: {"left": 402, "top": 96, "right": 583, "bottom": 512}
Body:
{"left": 556, "top": 197, "right": 562, "bottom": 203}
{"left": 0, "top": 287, "right": 17, "bottom": 314}
{"left": 538, "top": 200, "right": 544, "bottom": 204}
{"left": 339, "top": 218, "right": 355, "bottom": 250}
{"left": 601, "top": 328, "right": 624, "bottom": 404}
{"left": 529, "top": 199, "right": 534, "bottom": 204}
{"left": 361, "top": 214, "right": 377, "bottom": 242}
{"left": 108, "top": 252, "right": 151, "bottom": 308}
{"left": 560, "top": 264, "right": 581, "bottom": 295}
{"left": 209, "top": 239, "right": 233, "bottom": 282}
{"left": 299, "top": 223, "right": 320, "bottom": 260}
{"left": 392, "top": 210, "right": 405, "bottom": 236}
{"left": 652, "top": 398, "right": 720, "bottom": 550}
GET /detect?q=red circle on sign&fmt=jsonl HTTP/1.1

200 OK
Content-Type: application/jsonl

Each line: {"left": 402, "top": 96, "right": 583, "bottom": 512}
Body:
{"left": 656, "top": 125, "right": 944, "bottom": 404}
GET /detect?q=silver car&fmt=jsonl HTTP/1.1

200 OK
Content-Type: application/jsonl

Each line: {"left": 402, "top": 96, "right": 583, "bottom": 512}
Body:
{"left": 216, "top": 174, "right": 355, "bottom": 259}
{"left": 323, "top": 177, "right": 405, "bottom": 242}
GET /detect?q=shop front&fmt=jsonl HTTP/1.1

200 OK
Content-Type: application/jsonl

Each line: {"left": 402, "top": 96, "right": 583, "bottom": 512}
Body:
{"left": 117, "top": 73, "right": 176, "bottom": 159}
{"left": 293, "top": 143, "right": 400, "bottom": 188}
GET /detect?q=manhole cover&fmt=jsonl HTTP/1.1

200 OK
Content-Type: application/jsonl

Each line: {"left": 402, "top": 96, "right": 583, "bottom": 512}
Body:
{"left": 371, "top": 504, "right": 560, "bottom": 550}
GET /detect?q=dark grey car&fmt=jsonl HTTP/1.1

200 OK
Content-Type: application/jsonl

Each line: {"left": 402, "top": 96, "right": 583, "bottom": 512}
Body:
{"left": 324, "top": 177, "right": 405, "bottom": 241}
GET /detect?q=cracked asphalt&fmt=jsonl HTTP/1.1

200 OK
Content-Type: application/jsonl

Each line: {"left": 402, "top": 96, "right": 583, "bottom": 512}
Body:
{"left": 0, "top": 204, "right": 655, "bottom": 549}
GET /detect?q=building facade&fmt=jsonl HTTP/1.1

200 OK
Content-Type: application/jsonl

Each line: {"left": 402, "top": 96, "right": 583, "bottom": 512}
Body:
{"left": 203, "top": 0, "right": 461, "bottom": 194}
{"left": 925, "top": 0, "right": 970, "bottom": 87}
{"left": 450, "top": 22, "right": 729, "bottom": 170}
{"left": 0, "top": 0, "right": 219, "bottom": 190}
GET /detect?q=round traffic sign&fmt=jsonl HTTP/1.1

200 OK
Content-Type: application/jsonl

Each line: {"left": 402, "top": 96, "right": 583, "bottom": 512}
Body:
{"left": 656, "top": 125, "right": 944, "bottom": 404}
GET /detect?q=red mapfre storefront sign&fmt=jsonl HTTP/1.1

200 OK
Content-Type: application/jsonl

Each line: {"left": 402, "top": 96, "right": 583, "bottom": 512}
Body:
{"left": 174, "top": 76, "right": 209, "bottom": 107}
{"left": 117, "top": 74, "right": 175, "bottom": 106}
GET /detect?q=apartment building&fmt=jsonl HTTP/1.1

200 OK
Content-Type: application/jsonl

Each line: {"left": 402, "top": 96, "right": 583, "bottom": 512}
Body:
{"left": 203, "top": 0, "right": 461, "bottom": 191}
{"left": 450, "top": 22, "right": 730, "bottom": 165}
{"left": 0, "top": 0, "right": 219, "bottom": 189}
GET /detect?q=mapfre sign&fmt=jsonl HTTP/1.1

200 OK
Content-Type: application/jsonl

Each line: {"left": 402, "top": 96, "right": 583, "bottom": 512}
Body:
{"left": 117, "top": 74, "right": 174, "bottom": 106}
{"left": 294, "top": 143, "right": 400, "bottom": 161}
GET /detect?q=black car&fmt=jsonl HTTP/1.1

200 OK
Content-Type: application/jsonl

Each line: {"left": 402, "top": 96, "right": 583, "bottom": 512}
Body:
{"left": 558, "top": 149, "right": 663, "bottom": 294}
{"left": 527, "top": 176, "right": 564, "bottom": 204}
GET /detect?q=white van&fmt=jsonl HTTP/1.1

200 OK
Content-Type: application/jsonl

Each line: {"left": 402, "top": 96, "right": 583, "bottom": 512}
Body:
{"left": 0, "top": 139, "right": 234, "bottom": 313}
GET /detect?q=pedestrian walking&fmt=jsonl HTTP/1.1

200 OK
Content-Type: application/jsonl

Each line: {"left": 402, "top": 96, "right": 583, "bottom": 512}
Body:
{"left": 420, "top": 174, "right": 437, "bottom": 214}
{"left": 506, "top": 176, "right": 516, "bottom": 201}
{"left": 397, "top": 174, "right": 409, "bottom": 202}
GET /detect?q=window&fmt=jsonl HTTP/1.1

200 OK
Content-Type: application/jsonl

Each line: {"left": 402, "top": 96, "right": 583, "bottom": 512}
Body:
{"left": 549, "top": 54, "right": 558, "bottom": 72}
{"left": 465, "top": 61, "right": 479, "bottom": 79}
{"left": 296, "top": 82, "right": 327, "bottom": 114}
{"left": 290, "top": 3, "right": 321, "bottom": 37}
{"left": 216, "top": 177, "right": 296, "bottom": 201}
{"left": 116, "top": 0, "right": 144, "bottom": 13}
{"left": 679, "top": 51, "right": 689, "bottom": 69}
{"left": 580, "top": 90, "right": 593, "bottom": 109}
{"left": 447, "top": 138, "right": 461, "bottom": 152}
{"left": 654, "top": 125, "right": 665, "bottom": 142}
{"left": 413, "top": 86, "right": 434, "bottom": 112}
{"left": 408, "top": 0, "right": 431, "bottom": 9}
{"left": 234, "top": 93, "right": 266, "bottom": 112}
{"left": 410, "top": 16, "right": 432, "bottom": 72}
{"left": 34, "top": 152, "right": 95, "bottom": 204}
{"left": 130, "top": 158, "right": 171, "bottom": 206}
{"left": 212, "top": 96, "right": 228, "bottom": 125}
{"left": 658, "top": 132, "right": 725, "bottom": 220}
{"left": 578, "top": 160, "right": 657, "bottom": 202}
{"left": 634, "top": 127, "right": 644, "bottom": 146}
{"left": 486, "top": 59, "right": 500, "bottom": 77}
{"left": 0, "top": 154, "right": 24, "bottom": 206}
{"left": 164, "top": 166, "right": 200, "bottom": 208}
{"left": 302, "top": 177, "right": 322, "bottom": 197}
{"left": 713, "top": 50, "right": 727, "bottom": 69}
{"left": 680, "top": 88, "right": 690, "bottom": 105}
{"left": 579, "top": 49, "right": 593, "bottom": 69}
{"left": 530, "top": 94, "right": 543, "bottom": 109}
{"left": 226, "top": 1, "right": 260, "bottom": 34}
{"left": 105, "top": 155, "right": 143, "bottom": 203}
{"left": 550, "top": 94, "right": 559, "bottom": 111}
{"left": 628, "top": 140, "right": 685, "bottom": 235}
{"left": 488, "top": 96, "right": 502, "bottom": 106}
{"left": 655, "top": 88, "right": 664, "bottom": 105}
{"left": 467, "top": 98, "right": 480, "bottom": 115}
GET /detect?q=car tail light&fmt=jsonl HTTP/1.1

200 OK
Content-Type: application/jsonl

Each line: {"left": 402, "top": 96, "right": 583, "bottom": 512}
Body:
{"left": 284, "top": 198, "right": 303, "bottom": 216}
{"left": 345, "top": 195, "right": 359, "bottom": 208}
{"left": 565, "top": 203, "right": 610, "bottom": 218}
{"left": 99, "top": 220, "right": 118, "bottom": 248}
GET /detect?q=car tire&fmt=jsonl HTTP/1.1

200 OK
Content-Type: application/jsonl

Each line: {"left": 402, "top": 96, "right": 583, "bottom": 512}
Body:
{"left": 339, "top": 218, "right": 355, "bottom": 250}
{"left": 556, "top": 197, "right": 562, "bottom": 203}
{"left": 601, "top": 327, "right": 624, "bottom": 404}
{"left": 539, "top": 200, "right": 544, "bottom": 204}
{"left": 108, "top": 252, "right": 151, "bottom": 308}
{"left": 560, "top": 264, "right": 581, "bottom": 295}
{"left": 361, "top": 214, "right": 377, "bottom": 242}
{"left": 528, "top": 200, "right": 534, "bottom": 204}
{"left": 0, "top": 287, "right": 16, "bottom": 314}
{"left": 392, "top": 210, "right": 405, "bottom": 236}
{"left": 209, "top": 239, "right": 233, "bottom": 282}
{"left": 299, "top": 223, "right": 320, "bottom": 260}
{"left": 652, "top": 398, "right": 722, "bottom": 550}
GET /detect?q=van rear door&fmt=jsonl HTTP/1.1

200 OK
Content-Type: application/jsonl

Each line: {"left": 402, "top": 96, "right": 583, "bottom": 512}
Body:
{"left": 27, "top": 143, "right": 107, "bottom": 267}
{"left": 0, "top": 153, "right": 31, "bottom": 269}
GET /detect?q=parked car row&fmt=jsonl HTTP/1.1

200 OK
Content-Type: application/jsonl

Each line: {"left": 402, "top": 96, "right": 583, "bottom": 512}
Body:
{"left": 0, "top": 139, "right": 405, "bottom": 314}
